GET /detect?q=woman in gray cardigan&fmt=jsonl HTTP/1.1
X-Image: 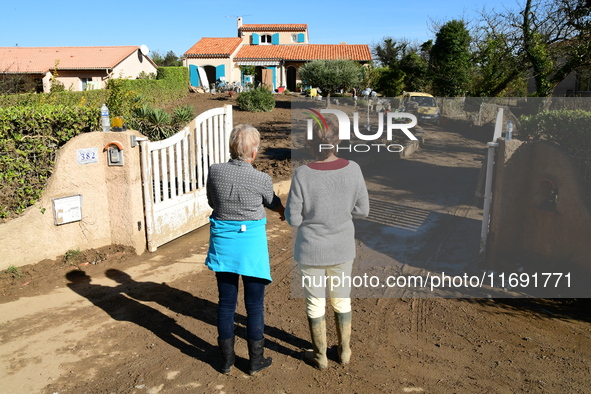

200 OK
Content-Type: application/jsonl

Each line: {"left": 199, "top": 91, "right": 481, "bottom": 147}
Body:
{"left": 285, "top": 118, "right": 369, "bottom": 369}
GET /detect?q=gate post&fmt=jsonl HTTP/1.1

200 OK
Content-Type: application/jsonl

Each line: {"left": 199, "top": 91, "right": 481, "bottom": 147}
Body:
{"left": 139, "top": 138, "right": 157, "bottom": 252}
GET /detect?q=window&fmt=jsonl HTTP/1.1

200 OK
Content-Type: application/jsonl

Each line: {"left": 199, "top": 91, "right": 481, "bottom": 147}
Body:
{"left": 80, "top": 77, "right": 92, "bottom": 91}
{"left": 291, "top": 34, "right": 297, "bottom": 42}
{"left": 260, "top": 34, "right": 272, "bottom": 44}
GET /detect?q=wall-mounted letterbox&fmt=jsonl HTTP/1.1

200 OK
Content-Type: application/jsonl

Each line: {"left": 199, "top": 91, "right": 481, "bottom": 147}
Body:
{"left": 104, "top": 141, "right": 124, "bottom": 166}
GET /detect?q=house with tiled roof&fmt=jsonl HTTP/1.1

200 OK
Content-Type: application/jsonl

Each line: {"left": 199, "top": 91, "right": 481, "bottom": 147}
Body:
{"left": 183, "top": 18, "right": 372, "bottom": 92}
{"left": 0, "top": 46, "right": 157, "bottom": 93}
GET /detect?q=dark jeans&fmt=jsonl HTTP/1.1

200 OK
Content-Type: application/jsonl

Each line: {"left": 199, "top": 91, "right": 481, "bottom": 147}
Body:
{"left": 216, "top": 272, "right": 268, "bottom": 341}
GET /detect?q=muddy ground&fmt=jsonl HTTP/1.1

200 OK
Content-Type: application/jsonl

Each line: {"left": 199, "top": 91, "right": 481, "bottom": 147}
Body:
{"left": 1, "top": 93, "right": 590, "bottom": 393}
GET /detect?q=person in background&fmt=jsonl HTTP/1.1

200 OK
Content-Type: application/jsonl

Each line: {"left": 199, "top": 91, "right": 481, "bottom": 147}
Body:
{"left": 285, "top": 118, "right": 369, "bottom": 369}
{"left": 205, "top": 124, "right": 285, "bottom": 375}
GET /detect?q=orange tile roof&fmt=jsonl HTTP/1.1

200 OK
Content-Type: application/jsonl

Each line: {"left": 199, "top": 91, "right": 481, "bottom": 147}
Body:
{"left": 239, "top": 24, "right": 307, "bottom": 32}
{"left": 235, "top": 44, "right": 372, "bottom": 62}
{"left": 0, "top": 46, "right": 148, "bottom": 74}
{"left": 184, "top": 38, "right": 243, "bottom": 57}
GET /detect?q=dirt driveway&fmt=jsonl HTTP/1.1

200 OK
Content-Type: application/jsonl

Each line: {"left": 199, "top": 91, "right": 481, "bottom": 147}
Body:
{"left": 1, "top": 95, "right": 590, "bottom": 393}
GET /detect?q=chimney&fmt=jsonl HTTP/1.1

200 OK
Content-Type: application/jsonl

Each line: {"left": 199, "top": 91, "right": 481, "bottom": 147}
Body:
{"left": 237, "top": 17, "right": 243, "bottom": 29}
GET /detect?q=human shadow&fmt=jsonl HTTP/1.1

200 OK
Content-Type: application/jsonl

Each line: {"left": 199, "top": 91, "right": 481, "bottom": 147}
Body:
{"left": 65, "top": 270, "right": 218, "bottom": 369}
{"left": 66, "top": 269, "right": 307, "bottom": 373}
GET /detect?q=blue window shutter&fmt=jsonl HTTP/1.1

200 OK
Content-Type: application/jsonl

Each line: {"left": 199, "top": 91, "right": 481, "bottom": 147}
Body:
{"left": 252, "top": 33, "right": 259, "bottom": 45}
{"left": 272, "top": 33, "right": 280, "bottom": 45}
{"left": 298, "top": 33, "right": 305, "bottom": 43}
{"left": 189, "top": 65, "right": 200, "bottom": 87}
{"left": 216, "top": 65, "right": 225, "bottom": 79}
{"left": 269, "top": 66, "right": 277, "bottom": 90}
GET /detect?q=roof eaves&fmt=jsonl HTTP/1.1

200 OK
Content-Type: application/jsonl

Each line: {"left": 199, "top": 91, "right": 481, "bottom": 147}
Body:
{"left": 235, "top": 57, "right": 284, "bottom": 61}
{"left": 186, "top": 53, "right": 231, "bottom": 58}
{"left": 0, "top": 71, "right": 46, "bottom": 75}
{"left": 57, "top": 67, "right": 113, "bottom": 71}
{"left": 239, "top": 25, "right": 307, "bottom": 32}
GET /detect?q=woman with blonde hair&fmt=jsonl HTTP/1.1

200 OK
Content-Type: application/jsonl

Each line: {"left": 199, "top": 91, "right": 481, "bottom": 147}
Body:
{"left": 206, "top": 124, "right": 285, "bottom": 375}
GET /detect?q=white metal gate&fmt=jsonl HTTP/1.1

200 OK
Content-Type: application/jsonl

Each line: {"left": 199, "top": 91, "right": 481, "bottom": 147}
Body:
{"left": 139, "top": 105, "right": 232, "bottom": 251}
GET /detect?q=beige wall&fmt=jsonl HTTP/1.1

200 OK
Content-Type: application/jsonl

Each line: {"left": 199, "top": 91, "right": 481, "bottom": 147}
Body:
{"left": 51, "top": 70, "right": 108, "bottom": 92}
{"left": 184, "top": 58, "right": 241, "bottom": 84}
{"left": 113, "top": 50, "right": 158, "bottom": 79}
{"left": 0, "top": 130, "right": 147, "bottom": 270}
{"left": 239, "top": 31, "right": 308, "bottom": 45}
{"left": 486, "top": 139, "right": 591, "bottom": 276}
{"left": 48, "top": 50, "right": 157, "bottom": 92}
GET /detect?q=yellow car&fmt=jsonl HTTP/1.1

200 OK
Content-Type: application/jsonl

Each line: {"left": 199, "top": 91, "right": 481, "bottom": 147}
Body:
{"left": 399, "top": 92, "right": 440, "bottom": 125}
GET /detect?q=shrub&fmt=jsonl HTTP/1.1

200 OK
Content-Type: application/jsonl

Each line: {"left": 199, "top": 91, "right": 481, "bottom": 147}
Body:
{"left": 129, "top": 104, "right": 194, "bottom": 141}
{"left": 105, "top": 77, "right": 144, "bottom": 121}
{"left": 0, "top": 66, "right": 190, "bottom": 218}
{"left": 520, "top": 110, "right": 591, "bottom": 187}
{"left": 236, "top": 87, "right": 275, "bottom": 112}
{"left": 172, "top": 105, "right": 195, "bottom": 128}
{"left": 0, "top": 90, "right": 107, "bottom": 108}
{"left": 520, "top": 110, "right": 591, "bottom": 153}
{"left": 0, "top": 105, "right": 99, "bottom": 218}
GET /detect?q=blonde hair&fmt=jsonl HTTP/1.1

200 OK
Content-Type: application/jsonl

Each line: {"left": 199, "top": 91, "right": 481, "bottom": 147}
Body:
{"left": 229, "top": 124, "right": 260, "bottom": 161}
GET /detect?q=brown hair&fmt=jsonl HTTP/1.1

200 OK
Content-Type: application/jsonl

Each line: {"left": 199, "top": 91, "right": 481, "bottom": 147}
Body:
{"left": 229, "top": 124, "right": 260, "bottom": 161}
{"left": 307, "top": 117, "right": 340, "bottom": 160}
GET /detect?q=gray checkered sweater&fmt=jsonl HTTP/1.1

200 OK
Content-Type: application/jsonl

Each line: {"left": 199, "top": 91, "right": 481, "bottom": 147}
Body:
{"left": 285, "top": 160, "right": 369, "bottom": 266}
{"left": 207, "top": 159, "right": 281, "bottom": 221}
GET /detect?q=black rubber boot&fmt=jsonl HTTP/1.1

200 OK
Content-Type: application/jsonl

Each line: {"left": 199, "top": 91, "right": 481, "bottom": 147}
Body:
{"left": 218, "top": 337, "right": 235, "bottom": 374}
{"left": 247, "top": 338, "right": 272, "bottom": 375}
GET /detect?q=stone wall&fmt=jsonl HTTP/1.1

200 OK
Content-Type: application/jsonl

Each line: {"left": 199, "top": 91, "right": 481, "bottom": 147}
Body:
{"left": 486, "top": 139, "right": 591, "bottom": 277}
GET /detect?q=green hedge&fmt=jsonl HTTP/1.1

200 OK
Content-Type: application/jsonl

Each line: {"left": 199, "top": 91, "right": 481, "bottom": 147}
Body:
{"left": 520, "top": 110, "right": 591, "bottom": 153}
{"left": 0, "top": 90, "right": 107, "bottom": 108}
{"left": 125, "top": 67, "right": 189, "bottom": 105}
{"left": 157, "top": 67, "right": 189, "bottom": 90}
{"left": 237, "top": 87, "right": 276, "bottom": 112}
{"left": 0, "top": 66, "right": 189, "bottom": 218}
{"left": 0, "top": 105, "right": 99, "bottom": 218}
{"left": 0, "top": 66, "right": 188, "bottom": 109}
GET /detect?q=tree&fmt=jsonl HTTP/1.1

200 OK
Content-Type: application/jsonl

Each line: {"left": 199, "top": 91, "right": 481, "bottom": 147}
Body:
{"left": 0, "top": 73, "right": 36, "bottom": 94}
{"left": 373, "top": 38, "right": 408, "bottom": 68}
{"left": 372, "top": 37, "right": 432, "bottom": 94}
{"left": 478, "top": 0, "right": 591, "bottom": 97}
{"left": 399, "top": 49, "right": 431, "bottom": 92}
{"left": 470, "top": 32, "right": 527, "bottom": 96}
{"left": 430, "top": 20, "right": 472, "bottom": 97}
{"left": 151, "top": 50, "right": 182, "bottom": 67}
{"left": 521, "top": 0, "right": 591, "bottom": 96}
{"left": 298, "top": 59, "right": 361, "bottom": 98}
{"left": 358, "top": 62, "right": 381, "bottom": 91}
{"left": 374, "top": 67, "right": 405, "bottom": 97}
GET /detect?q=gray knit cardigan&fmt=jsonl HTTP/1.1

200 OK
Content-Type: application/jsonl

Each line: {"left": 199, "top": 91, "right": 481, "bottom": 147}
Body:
{"left": 285, "top": 160, "right": 370, "bottom": 266}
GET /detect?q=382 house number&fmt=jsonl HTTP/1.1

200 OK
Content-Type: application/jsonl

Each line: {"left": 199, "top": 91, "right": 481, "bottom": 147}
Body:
{"left": 77, "top": 148, "right": 99, "bottom": 165}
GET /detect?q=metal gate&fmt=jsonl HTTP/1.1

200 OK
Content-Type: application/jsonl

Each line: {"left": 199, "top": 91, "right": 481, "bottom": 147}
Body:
{"left": 139, "top": 105, "right": 232, "bottom": 252}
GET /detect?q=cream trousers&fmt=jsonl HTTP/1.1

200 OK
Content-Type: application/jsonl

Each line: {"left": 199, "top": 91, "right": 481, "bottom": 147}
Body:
{"left": 298, "top": 259, "right": 353, "bottom": 318}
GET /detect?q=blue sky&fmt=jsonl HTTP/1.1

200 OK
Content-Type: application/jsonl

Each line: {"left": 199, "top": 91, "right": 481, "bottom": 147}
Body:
{"left": 1, "top": 0, "right": 517, "bottom": 57}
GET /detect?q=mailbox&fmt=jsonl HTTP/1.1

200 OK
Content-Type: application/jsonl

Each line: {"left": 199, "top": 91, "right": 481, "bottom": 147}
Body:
{"left": 104, "top": 141, "right": 124, "bottom": 166}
